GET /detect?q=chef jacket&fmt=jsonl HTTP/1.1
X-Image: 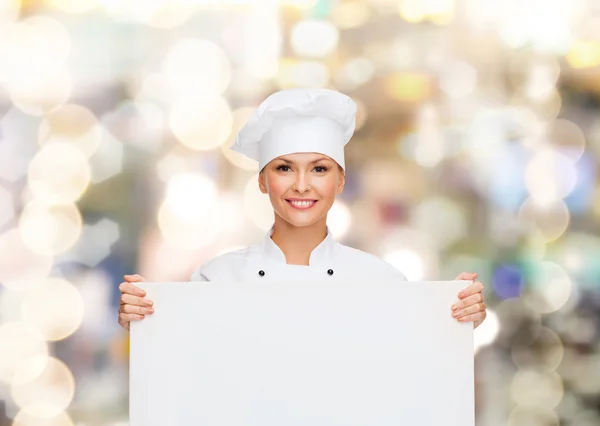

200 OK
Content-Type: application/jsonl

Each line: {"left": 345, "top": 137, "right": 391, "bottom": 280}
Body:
{"left": 190, "top": 226, "right": 407, "bottom": 283}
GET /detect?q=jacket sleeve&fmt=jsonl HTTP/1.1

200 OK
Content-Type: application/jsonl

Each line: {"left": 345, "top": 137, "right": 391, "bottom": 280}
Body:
{"left": 190, "top": 266, "right": 210, "bottom": 282}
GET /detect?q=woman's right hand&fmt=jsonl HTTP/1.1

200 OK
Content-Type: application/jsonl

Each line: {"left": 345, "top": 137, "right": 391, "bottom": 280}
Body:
{"left": 118, "top": 274, "right": 154, "bottom": 331}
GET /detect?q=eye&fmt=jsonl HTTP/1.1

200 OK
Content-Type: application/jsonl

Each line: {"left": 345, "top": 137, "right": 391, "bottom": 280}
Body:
{"left": 313, "top": 165, "right": 328, "bottom": 173}
{"left": 275, "top": 164, "right": 290, "bottom": 172}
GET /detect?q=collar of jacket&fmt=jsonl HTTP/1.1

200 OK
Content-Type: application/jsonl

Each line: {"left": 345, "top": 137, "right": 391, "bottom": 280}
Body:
{"left": 261, "top": 225, "right": 335, "bottom": 267}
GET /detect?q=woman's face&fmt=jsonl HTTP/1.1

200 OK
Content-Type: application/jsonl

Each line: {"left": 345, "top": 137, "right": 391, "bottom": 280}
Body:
{"left": 258, "top": 152, "right": 345, "bottom": 228}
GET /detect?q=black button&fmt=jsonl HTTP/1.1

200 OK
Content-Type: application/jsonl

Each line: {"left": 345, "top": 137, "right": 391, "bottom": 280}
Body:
{"left": 327, "top": 269, "right": 334, "bottom": 276}
{"left": 258, "top": 270, "right": 265, "bottom": 277}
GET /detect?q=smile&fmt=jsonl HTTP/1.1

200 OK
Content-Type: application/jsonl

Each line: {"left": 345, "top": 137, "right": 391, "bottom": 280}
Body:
{"left": 286, "top": 199, "right": 317, "bottom": 209}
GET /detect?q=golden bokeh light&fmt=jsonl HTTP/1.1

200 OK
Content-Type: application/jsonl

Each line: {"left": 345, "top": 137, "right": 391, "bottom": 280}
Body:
{"left": 0, "top": 322, "right": 48, "bottom": 385}
{"left": 18, "top": 200, "right": 82, "bottom": 256}
{"left": 511, "top": 326, "right": 564, "bottom": 371}
{"left": 221, "top": 107, "right": 260, "bottom": 171}
{"left": 163, "top": 38, "right": 232, "bottom": 99}
{"left": 331, "top": 0, "right": 371, "bottom": 29}
{"left": 157, "top": 200, "right": 222, "bottom": 250}
{"left": 0, "top": 228, "right": 53, "bottom": 292}
{"left": 544, "top": 119, "right": 586, "bottom": 161}
{"left": 0, "top": 0, "right": 21, "bottom": 23}
{"left": 11, "top": 356, "right": 76, "bottom": 418}
{"left": 518, "top": 198, "right": 570, "bottom": 242}
{"left": 169, "top": 95, "right": 233, "bottom": 151}
{"left": 566, "top": 40, "right": 600, "bottom": 69}
{"left": 27, "top": 143, "right": 91, "bottom": 204}
{"left": 386, "top": 73, "right": 432, "bottom": 102}
{"left": 510, "top": 369, "right": 563, "bottom": 409}
{"left": 411, "top": 196, "right": 467, "bottom": 249}
{"left": 12, "top": 409, "right": 75, "bottom": 426}
{"left": 243, "top": 173, "right": 273, "bottom": 231}
{"left": 38, "top": 104, "right": 103, "bottom": 158}
{"left": 9, "top": 66, "right": 72, "bottom": 116}
{"left": 21, "top": 277, "right": 84, "bottom": 341}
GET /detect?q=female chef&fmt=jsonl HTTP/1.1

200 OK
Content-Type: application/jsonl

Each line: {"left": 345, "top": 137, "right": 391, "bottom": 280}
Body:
{"left": 118, "top": 88, "right": 487, "bottom": 331}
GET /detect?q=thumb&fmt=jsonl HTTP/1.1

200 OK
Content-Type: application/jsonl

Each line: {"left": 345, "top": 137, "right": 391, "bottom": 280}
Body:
{"left": 455, "top": 272, "right": 478, "bottom": 280}
{"left": 124, "top": 274, "right": 146, "bottom": 282}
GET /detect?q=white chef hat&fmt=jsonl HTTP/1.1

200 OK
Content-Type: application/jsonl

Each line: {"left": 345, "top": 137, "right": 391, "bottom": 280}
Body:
{"left": 230, "top": 88, "right": 357, "bottom": 171}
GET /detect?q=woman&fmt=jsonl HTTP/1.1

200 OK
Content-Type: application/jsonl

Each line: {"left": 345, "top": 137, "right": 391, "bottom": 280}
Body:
{"left": 118, "top": 88, "right": 487, "bottom": 331}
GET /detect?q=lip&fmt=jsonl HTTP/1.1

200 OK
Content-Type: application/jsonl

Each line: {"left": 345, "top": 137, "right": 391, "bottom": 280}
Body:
{"left": 286, "top": 199, "right": 317, "bottom": 210}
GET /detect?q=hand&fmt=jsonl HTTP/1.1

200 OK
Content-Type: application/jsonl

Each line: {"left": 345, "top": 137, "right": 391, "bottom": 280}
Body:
{"left": 451, "top": 272, "right": 486, "bottom": 329}
{"left": 118, "top": 274, "right": 154, "bottom": 331}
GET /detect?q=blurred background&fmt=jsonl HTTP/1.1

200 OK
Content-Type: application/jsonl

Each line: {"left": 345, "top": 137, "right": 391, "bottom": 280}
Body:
{"left": 0, "top": 0, "right": 599, "bottom": 424}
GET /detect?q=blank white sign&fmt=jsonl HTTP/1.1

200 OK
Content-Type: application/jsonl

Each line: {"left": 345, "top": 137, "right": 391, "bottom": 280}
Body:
{"left": 130, "top": 281, "right": 474, "bottom": 426}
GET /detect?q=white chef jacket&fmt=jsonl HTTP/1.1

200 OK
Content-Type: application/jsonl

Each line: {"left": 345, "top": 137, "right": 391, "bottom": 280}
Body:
{"left": 190, "top": 226, "right": 407, "bottom": 283}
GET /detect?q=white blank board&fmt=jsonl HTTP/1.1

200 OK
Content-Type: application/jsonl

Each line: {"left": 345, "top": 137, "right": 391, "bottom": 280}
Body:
{"left": 130, "top": 281, "right": 474, "bottom": 426}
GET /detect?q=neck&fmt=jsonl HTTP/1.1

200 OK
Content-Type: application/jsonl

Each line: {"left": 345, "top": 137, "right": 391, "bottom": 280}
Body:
{"left": 270, "top": 215, "right": 328, "bottom": 266}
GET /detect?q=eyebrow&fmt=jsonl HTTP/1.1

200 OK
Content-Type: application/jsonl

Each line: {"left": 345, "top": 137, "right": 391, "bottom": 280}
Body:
{"left": 277, "top": 157, "right": 331, "bottom": 165}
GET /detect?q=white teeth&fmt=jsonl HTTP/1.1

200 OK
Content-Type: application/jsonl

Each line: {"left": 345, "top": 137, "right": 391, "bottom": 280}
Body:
{"left": 290, "top": 200, "right": 314, "bottom": 207}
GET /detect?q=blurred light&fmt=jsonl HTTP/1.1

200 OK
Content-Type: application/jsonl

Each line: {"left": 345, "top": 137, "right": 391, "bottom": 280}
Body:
{"left": 439, "top": 60, "right": 477, "bottom": 99}
{"left": 290, "top": 20, "right": 339, "bottom": 58}
{"left": 0, "top": 184, "right": 14, "bottom": 229}
{"left": 524, "top": 63, "right": 560, "bottom": 102}
{"left": 48, "top": 0, "right": 99, "bottom": 14}
{"left": 27, "top": 143, "right": 91, "bottom": 205}
{"left": 0, "top": 229, "right": 53, "bottom": 292}
{"left": 524, "top": 261, "right": 574, "bottom": 315}
{"left": 383, "top": 249, "right": 425, "bottom": 281}
{"left": 398, "top": 0, "right": 455, "bottom": 24}
{"left": 87, "top": 128, "right": 124, "bottom": 184}
{"left": 331, "top": 0, "right": 370, "bottom": 29}
{"left": 58, "top": 218, "right": 120, "bottom": 267}
{"left": 440, "top": 255, "right": 492, "bottom": 289}
{"left": 353, "top": 97, "right": 368, "bottom": 131}
{"left": 158, "top": 173, "right": 222, "bottom": 249}
{"left": 163, "top": 38, "right": 231, "bottom": 99}
{"left": 12, "top": 409, "right": 74, "bottom": 426}
{"left": 0, "top": 0, "right": 20, "bottom": 23}
{"left": 571, "top": 354, "right": 600, "bottom": 395}
{"left": 545, "top": 119, "right": 586, "bottom": 161}
{"left": 524, "top": 148, "right": 577, "bottom": 208}
{"left": 507, "top": 406, "right": 560, "bottom": 426}
{"left": 280, "top": 0, "right": 318, "bottom": 9}
{"left": 413, "top": 104, "right": 444, "bottom": 167}
{"left": 510, "top": 369, "right": 563, "bottom": 409}
{"left": 21, "top": 277, "right": 84, "bottom": 341}
{"left": 492, "top": 264, "right": 524, "bottom": 299}
{"left": 521, "top": 88, "right": 562, "bottom": 123}
{"left": 566, "top": 40, "right": 600, "bottom": 69}
{"left": 474, "top": 308, "right": 499, "bottom": 353}
{"left": 386, "top": 73, "right": 432, "bottom": 102}
{"left": 327, "top": 201, "right": 352, "bottom": 239}
{"left": 221, "top": 107, "right": 259, "bottom": 171}
{"left": 411, "top": 196, "right": 467, "bottom": 249}
{"left": 243, "top": 173, "right": 273, "bottom": 231}
{"left": 11, "top": 356, "right": 75, "bottom": 418}
{"left": 38, "top": 104, "right": 103, "bottom": 158}
{"left": 0, "top": 108, "right": 40, "bottom": 183}
{"left": 518, "top": 198, "right": 570, "bottom": 242}
{"left": 276, "top": 59, "right": 330, "bottom": 88}
{"left": 169, "top": 95, "right": 233, "bottom": 150}
{"left": 165, "top": 173, "right": 218, "bottom": 223}
{"left": 240, "top": 3, "right": 281, "bottom": 81}
{"left": 18, "top": 200, "right": 82, "bottom": 256}
{"left": 101, "top": 0, "right": 196, "bottom": 28}
{"left": 508, "top": 55, "right": 561, "bottom": 102}
{"left": 511, "top": 326, "right": 564, "bottom": 371}
{"left": 9, "top": 66, "right": 72, "bottom": 116}
{"left": 0, "top": 322, "right": 48, "bottom": 384}
{"left": 333, "top": 57, "right": 375, "bottom": 91}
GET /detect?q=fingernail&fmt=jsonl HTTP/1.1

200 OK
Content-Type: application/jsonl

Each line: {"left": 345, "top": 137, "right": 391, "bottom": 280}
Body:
{"left": 452, "top": 312, "right": 459, "bottom": 317}
{"left": 458, "top": 292, "right": 465, "bottom": 297}
{"left": 451, "top": 304, "right": 457, "bottom": 310}
{"left": 148, "top": 308, "right": 154, "bottom": 313}
{"left": 146, "top": 300, "right": 153, "bottom": 306}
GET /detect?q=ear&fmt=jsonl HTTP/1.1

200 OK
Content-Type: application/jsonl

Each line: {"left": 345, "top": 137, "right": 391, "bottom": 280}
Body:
{"left": 336, "top": 169, "right": 345, "bottom": 195}
{"left": 258, "top": 170, "right": 268, "bottom": 194}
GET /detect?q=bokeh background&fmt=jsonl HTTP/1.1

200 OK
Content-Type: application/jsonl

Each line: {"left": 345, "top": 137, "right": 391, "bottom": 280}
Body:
{"left": 1, "top": 0, "right": 599, "bottom": 424}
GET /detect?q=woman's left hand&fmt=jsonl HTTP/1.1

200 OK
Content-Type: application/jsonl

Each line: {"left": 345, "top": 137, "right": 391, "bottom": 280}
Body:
{"left": 451, "top": 272, "right": 487, "bottom": 329}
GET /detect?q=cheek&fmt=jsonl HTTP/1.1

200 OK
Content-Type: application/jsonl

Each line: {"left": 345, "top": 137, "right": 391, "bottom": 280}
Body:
{"left": 312, "top": 176, "right": 339, "bottom": 198}
{"left": 265, "top": 175, "right": 290, "bottom": 198}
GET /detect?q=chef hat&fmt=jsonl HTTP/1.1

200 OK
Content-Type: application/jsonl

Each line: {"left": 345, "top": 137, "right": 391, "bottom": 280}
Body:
{"left": 230, "top": 88, "right": 357, "bottom": 171}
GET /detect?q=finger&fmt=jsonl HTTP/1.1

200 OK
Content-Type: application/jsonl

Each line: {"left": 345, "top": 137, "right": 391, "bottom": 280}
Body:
{"left": 453, "top": 302, "right": 486, "bottom": 319}
{"left": 120, "top": 293, "right": 153, "bottom": 307}
{"left": 119, "top": 313, "right": 145, "bottom": 323}
{"left": 124, "top": 274, "right": 146, "bottom": 283}
{"left": 119, "top": 281, "right": 146, "bottom": 297}
{"left": 122, "top": 304, "right": 154, "bottom": 315}
{"left": 458, "top": 280, "right": 484, "bottom": 298}
{"left": 456, "top": 310, "right": 486, "bottom": 323}
{"left": 451, "top": 292, "right": 483, "bottom": 311}
{"left": 454, "top": 272, "right": 478, "bottom": 281}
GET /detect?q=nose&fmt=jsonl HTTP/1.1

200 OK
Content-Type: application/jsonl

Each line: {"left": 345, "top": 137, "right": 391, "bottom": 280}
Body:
{"left": 293, "top": 170, "right": 311, "bottom": 193}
